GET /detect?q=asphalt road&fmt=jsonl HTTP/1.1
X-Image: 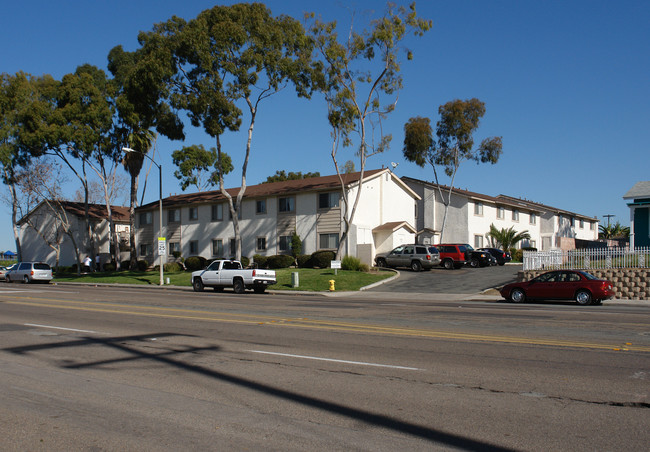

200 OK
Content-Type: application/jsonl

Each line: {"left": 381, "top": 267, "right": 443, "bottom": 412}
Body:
{"left": 367, "top": 262, "right": 521, "bottom": 293}
{"left": 1, "top": 283, "right": 648, "bottom": 451}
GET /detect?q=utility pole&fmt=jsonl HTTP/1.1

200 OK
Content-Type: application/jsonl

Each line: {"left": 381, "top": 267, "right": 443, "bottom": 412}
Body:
{"left": 603, "top": 214, "right": 615, "bottom": 227}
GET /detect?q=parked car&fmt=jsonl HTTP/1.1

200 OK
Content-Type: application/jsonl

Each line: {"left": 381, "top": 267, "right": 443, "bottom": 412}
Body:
{"left": 375, "top": 244, "right": 441, "bottom": 272}
{"left": 5, "top": 262, "right": 53, "bottom": 284}
{"left": 436, "top": 244, "right": 494, "bottom": 269}
{"left": 478, "top": 247, "right": 512, "bottom": 266}
{"left": 499, "top": 270, "right": 615, "bottom": 306}
{"left": 192, "top": 259, "right": 276, "bottom": 294}
{"left": 0, "top": 266, "right": 7, "bottom": 281}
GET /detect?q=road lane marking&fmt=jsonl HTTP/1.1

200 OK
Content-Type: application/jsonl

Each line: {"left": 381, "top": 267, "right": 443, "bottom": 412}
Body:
{"left": 24, "top": 323, "right": 99, "bottom": 334}
{"left": 249, "top": 350, "right": 421, "bottom": 370}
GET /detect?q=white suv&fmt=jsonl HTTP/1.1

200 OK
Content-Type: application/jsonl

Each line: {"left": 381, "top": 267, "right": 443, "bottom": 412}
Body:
{"left": 6, "top": 262, "right": 53, "bottom": 284}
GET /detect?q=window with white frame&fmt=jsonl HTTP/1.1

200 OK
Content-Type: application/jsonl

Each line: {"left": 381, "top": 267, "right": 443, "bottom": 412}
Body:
{"left": 256, "top": 199, "right": 266, "bottom": 214}
{"left": 189, "top": 240, "right": 199, "bottom": 255}
{"left": 139, "top": 211, "right": 153, "bottom": 225}
{"left": 279, "top": 235, "right": 291, "bottom": 253}
{"left": 474, "top": 234, "right": 483, "bottom": 248}
{"left": 530, "top": 240, "right": 537, "bottom": 249}
{"left": 590, "top": 222, "right": 595, "bottom": 230}
{"left": 212, "top": 239, "right": 224, "bottom": 257}
{"left": 211, "top": 204, "right": 223, "bottom": 221}
{"left": 256, "top": 237, "right": 267, "bottom": 251}
{"left": 530, "top": 212, "right": 537, "bottom": 225}
{"left": 318, "top": 192, "right": 339, "bottom": 209}
{"left": 579, "top": 219, "right": 584, "bottom": 229}
{"left": 474, "top": 202, "right": 483, "bottom": 216}
{"left": 319, "top": 233, "right": 339, "bottom": 249}
{"left": 512, "top": 209, "right": 519, "bottom": 221}
{"left": 168, "top": 242, "right": 180, "bottom": 255}
{"left": 189, "top": 207, "right": 198, "bottom": 221}
{"left": 497, "top": 207, "right": 505, "bottom": 219}
{"left": 279, "top": 197, "right": 295, "bottom": 213}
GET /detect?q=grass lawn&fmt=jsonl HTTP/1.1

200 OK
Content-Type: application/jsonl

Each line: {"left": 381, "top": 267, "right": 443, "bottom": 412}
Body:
{"left": 52, "top": 267, "right": 394, "bottom": 292}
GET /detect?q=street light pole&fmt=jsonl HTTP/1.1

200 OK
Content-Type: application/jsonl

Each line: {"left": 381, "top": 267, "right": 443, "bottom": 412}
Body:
{"left": 123, "top": 147, "right": 164, "bottom": 286}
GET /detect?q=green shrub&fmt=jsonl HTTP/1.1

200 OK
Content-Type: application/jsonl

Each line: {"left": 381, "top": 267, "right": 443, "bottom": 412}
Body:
{"left": 184, "top": 256, "right": 207, "bottom": 271}
{"left": 164, "top": 262, "right": 183, "bottom": 272}
{"left": 172, "top": 251, "right": 182, "bottom": 259}
{"left": 121, "top": 260, "right": 130, "bottom": 270}
{"left": 136, "top": 260, "right": 149, "bottom": 271}
{"left": 511, "top": 249, "right": 523, "bottom": 262}
{"left": 103, "top": 262, "right": 116, "bottom": 272}
{"left": 342, "top": 255, "right": 363, "bottom": 271}
{"left": 266, "top": 254, "right": 294, "bottom": 269}
{"left": 310, "top": 250, "right": 336, "bottom": 268}
{"left": 241, "top": 256, "right": 250, "bottom": 268}
{"left": 253, "top": 254, "right": 268, "bottom": 269}
{"left": 297, "top": 254, "right": 311, "bottom": 268}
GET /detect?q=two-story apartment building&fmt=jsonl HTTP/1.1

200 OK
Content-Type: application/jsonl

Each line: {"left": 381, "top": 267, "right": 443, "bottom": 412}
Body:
{"left": 134, "top": 169, "right": 419, "bottom": 266}
{"left": 18, "top": 201, "right": 130, "bottom": 266}
{"left": 402, "top": 177, "right": 598, "bottom": 250}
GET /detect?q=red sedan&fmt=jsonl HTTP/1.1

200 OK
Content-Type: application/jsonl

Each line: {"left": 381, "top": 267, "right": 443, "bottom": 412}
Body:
{"left": 500, "top": 270, "right": 615, "bottom": 305}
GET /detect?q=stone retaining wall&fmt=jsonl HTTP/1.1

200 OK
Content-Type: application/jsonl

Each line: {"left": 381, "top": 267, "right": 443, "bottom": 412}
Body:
{"left": 520, "top": 269, "right": 649, "bottom": 300}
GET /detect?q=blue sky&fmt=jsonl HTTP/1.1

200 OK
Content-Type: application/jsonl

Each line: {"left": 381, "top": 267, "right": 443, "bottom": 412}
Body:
{"left": 2, "top": 0, "right": 648, "bottom": 252}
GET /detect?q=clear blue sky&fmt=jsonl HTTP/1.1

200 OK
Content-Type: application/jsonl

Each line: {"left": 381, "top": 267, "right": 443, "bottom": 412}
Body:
{"left": 2, "top": 0, "right": 648, "bottom": 252}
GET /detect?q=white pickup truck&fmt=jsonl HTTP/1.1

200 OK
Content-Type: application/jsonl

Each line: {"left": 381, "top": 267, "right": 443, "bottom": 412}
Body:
{"left": 191, "top": 260, "right": 276, "bottom": 294}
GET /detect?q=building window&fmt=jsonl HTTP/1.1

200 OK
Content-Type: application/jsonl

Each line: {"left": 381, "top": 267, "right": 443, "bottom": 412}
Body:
{"left": 139, "top": 211, "right": 153, "bottom": 225}
{"left": 579, "top": 219, "right": 584, "bottom": 229}
{"left": 279, "top": 235, "right": 291, "bottom": 253}
{"left": 530, "top": 213, "right": 537, "bottom": 225}
{"left": 497, "top": 207, "right": 505, "bottom": 219}
{"left": 189, "top": 240, "right": 199, "bottom": 255}
{"left": 256, "top": 237, "right": 267, "bottom": 251}
{"left": 590, "top": 222, "right": 595, "bottom": 231}
{"left": 139, "top": 243, "right": 152, "bottom": 256}
{"left": 530, "top": 240, "right": 537, "bottom": 249}
{"left": 212, "top": 239, "right": 224, "bottom": 257}
{"left": 256, "top": 199, "right": 266, "bottom": 214}
{"left": 474, "top": 235, "right": 483, "bottom": 248}
{"left": 229, "top": 238, "right": 236, "bottom": 256}
{"left": 168, "top": 242, "right": 180, "bottom": 255}
{"left": 571, "top": 217, "right": 575, "bottom": 227}
{"left": 319, "top": 192, "right": 339, "bottom": 209}
{"left": 279, "top": 197, "right": 295, "bottom": 213}
{"left": 319, "top": 233, "right": 339, "bottom": 249}
{"left": 168, "top": 209, "right": 180, "bottom": 223}
{"left": 512, "top": 209, "right": 519, "bottom": 222}
{"left": 189, "top": 207, "right": 198, "bottom": 221}
{"left": 474, "top": 202, "right": 483, "bottom": 216}
{"left": 211, "top": 204, "right": 223, "bottom": 221}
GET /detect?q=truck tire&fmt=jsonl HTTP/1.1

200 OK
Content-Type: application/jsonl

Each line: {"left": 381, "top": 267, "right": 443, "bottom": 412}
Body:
{"left": 233, "top": 278, "right": 245, "bottom": 294}
{"left": 192, "top": 277, "right": 204, "bottom": 292}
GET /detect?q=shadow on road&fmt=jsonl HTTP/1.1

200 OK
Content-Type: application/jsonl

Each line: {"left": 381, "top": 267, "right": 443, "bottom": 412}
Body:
{"left": 4, "top": 332, "right": 517, "bottom": 451}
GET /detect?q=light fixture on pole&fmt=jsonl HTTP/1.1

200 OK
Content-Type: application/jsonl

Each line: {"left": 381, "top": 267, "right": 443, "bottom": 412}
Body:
{"left": 122, "top": 147, "right": 164, "bottom": 286}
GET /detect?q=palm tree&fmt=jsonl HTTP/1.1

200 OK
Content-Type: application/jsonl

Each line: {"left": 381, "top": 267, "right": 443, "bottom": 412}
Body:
{"left": 122, "top": 129, "right": 156, "bottom": 270}
{"left": 599, "top": 221, "right": 630, "bottom": 239}
{"left": 486, "top": 224, "right": 531, "bottom": 251}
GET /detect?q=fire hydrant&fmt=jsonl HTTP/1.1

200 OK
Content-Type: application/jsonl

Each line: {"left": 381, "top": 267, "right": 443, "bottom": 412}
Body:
{"left": 329, "top": 279, "right": 335, "bottom": 291}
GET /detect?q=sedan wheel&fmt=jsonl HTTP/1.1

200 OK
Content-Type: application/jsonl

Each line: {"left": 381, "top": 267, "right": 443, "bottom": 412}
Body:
{"left": 575, "top": 290, "right": 593, "bottom": 306}
{"left": 192, "top": 278, "right": 204, "bottom": 292}
{"left": 510, "top": 288, "right": 526, "bottom": 303}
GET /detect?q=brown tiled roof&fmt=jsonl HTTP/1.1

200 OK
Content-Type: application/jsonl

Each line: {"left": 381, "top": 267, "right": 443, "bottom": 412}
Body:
{"left": 140, "top": 169, "right": 387, "bottom": 210}
{"left": 59, "top": 202, "right": 130, "bottom": 222}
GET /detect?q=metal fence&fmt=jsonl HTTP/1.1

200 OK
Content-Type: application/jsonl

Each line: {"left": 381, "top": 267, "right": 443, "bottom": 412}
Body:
{"left": 523, "top": 247, "right": 650, "bottom": 271}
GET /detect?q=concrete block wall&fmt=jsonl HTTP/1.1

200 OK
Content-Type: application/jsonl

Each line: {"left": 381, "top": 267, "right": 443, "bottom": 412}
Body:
{"left": 520, "top": 268, "right": 649, "bottom": 300}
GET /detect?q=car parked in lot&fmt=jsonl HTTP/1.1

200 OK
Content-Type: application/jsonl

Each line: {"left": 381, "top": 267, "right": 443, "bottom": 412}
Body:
{"left": 436, "top": 244, "right": 494, "bottom": 269}
{"left": 375, "top": 244, "right": 441, "bottom": 272}
{"left": 499, "top": 270, "right": 614, "bottom": 305}
{"left": 5, "top": 262, "right": 53, "bottom": 284}
{"left": 478, "top": 247, "right": 512, "bottom": 266}
{"left": 0, "top": 266, "right": 8, "bottom": 281}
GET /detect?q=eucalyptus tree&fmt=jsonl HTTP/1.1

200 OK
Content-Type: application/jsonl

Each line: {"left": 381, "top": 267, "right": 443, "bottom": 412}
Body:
{"left": 111, "top": 3, "right": 318, "bottom": 260}
{"left": 0, "top": 72, "right": 55, "bottom": 260}
{"left": 172, "top": 144, "right": 233, "bottom": 192}
{"left": 403, "top": 98, "right": 503, "bottom": 242}
{"left": 308, "top": 2, "right": 431, "bottom": 258}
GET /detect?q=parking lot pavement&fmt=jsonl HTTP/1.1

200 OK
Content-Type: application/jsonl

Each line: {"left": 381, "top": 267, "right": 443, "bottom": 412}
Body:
{"left": 365, "top": 264, "right": 522, "bottom": 294}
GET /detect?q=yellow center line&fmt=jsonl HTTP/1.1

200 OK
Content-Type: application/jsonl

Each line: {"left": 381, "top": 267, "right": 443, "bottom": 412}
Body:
{"left": 3, "top": 296, "right": 649, "bottom": 352}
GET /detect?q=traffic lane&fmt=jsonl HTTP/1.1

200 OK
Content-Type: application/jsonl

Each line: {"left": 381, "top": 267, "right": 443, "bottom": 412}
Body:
{"left": 1, "top": 297, "right": 649, "bottom": 451}
{"left": 367, "top": 263, "right": 521, "bottom": 293}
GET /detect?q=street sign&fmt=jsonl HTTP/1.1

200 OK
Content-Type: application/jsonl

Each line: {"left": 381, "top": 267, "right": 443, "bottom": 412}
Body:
{"left": 331, "top": 260, "right": 341, "bottom": 269}
{"left": 158, "top": 237, "right": 167, "bottom": 255}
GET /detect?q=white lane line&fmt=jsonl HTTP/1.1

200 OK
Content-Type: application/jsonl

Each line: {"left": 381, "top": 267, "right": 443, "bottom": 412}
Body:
{"left": 24, "top": 323, "right": 99, "bottom": 334}
{"left": 249, "top": 350, "right": 421, "bottom": 371}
